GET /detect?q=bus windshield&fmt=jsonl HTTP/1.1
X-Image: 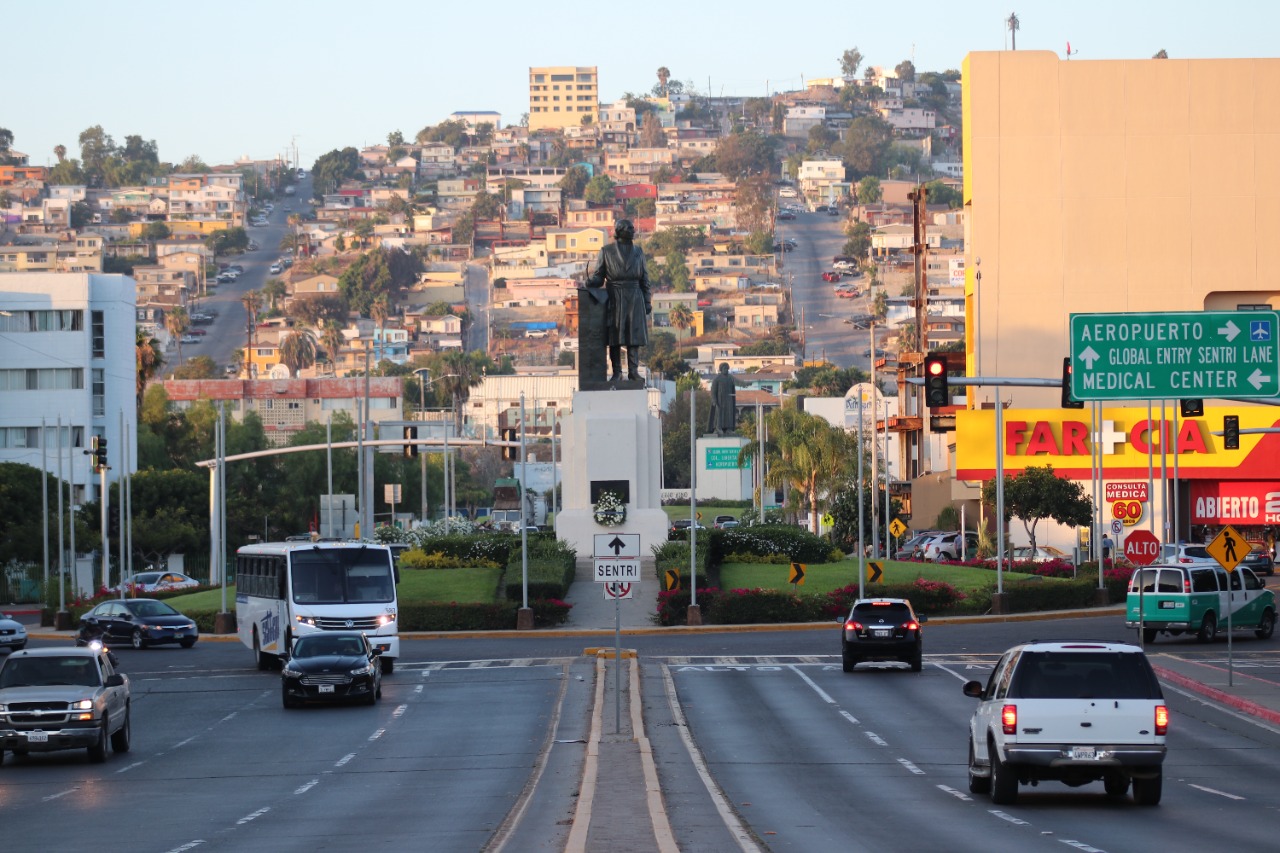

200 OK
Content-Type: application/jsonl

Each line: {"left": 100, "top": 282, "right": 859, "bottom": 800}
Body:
{"left": 290, "top": 548, "right": 394, "bottom": 605}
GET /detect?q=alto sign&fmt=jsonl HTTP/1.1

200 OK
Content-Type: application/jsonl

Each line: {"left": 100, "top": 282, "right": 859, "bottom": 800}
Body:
{"left": 1070, "top": 310, "right": 1280, "bottom": 401}
{"left": 1123, "top": 530, "right": 1161, "bottom": 566}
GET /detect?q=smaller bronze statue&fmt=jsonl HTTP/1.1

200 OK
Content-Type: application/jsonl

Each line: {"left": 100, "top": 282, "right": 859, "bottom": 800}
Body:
{"left": 707, "top": 362, "right": 738, "bottom": 436}
{"left": 586, "top": 219, "right": 651, "bottom": 384}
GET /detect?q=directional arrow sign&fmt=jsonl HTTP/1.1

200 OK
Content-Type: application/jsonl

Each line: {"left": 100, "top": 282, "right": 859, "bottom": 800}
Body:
{"left": 1069, "top": 311, "right": 1280, "bottom": 400}
{"left": 867, "top": 561, "right": 884, "bottom": 584}
{"left": 594, "top": 533, "right": 640, "bottom": 560}
{"left": 664, "top": 569, "right": 681, "bottom": 591}
{"left": 789, "top": 562, "right": 806, "bottom": 585}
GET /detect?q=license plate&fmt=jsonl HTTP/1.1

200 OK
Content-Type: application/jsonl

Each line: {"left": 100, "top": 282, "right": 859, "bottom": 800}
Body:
{"left": 319, "top": 684, "right": 335, "bottom": 693}
{"left": 26, "top": 731, "right": 49, "bottom": 743}
{"left": 874, "top": 630, "right": 891, "bottom": 638}
{"left": 1159, "top": 601, "right": 1176, "bottom": 609}
{"left": 1070, "top": 746, "right": 1097, "bottom": 760}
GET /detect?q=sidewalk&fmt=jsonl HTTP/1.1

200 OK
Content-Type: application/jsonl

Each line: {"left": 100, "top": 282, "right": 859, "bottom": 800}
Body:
{"left": 562, "top": 556, "right": 662, "bottom": 631}
{"left": 1147, "top": 652, "right": 1280, "bottom": 726}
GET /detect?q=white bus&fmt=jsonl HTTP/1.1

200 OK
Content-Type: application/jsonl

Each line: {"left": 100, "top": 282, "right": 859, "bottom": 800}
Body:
{"left": 235, "top": 541, "right": 399, "bottom": 673}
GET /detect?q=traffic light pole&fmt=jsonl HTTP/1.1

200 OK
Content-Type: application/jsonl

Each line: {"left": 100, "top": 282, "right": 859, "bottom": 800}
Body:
{"left": 100, "top": 461, "right": 109, "bottom": 594}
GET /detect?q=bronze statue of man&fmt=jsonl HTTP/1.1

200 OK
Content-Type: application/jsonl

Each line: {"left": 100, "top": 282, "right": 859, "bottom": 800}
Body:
{"left": 586, "top": 219, "right": 651, "bottom": 383}
{"left": 708, "top": 362, "right": 738, "bottom": 435}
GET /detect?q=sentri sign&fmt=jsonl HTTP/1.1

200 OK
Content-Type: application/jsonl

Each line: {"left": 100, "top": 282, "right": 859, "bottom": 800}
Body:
{"left": 955, "top": 406, "right": 1280, "bottom": 481}
{"left": 1069, "top": 311, "right": 1280, "bottom": 401}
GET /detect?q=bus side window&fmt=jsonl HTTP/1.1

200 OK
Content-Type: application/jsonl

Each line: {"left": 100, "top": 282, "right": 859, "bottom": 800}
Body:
{"left": 275, "top": 556, "right": 286, "bottom": 599}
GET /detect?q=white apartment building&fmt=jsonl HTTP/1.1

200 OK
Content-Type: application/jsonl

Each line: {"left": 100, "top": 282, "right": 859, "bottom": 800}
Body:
{"left": 0, "top": 273, "right": 139, "bottom": 503}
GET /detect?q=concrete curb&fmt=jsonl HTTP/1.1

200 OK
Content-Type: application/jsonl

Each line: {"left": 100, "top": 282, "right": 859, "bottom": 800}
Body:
{"left": 1152, "top": 663, "right": 1280, "bottom": 727}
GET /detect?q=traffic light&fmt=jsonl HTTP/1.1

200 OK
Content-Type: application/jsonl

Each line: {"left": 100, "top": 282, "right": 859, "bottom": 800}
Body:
{"left": 1223, "top": 415, "right": 1240, "bottom": 450}
{"left": 1179, "top": 399, "right": 1204, "bottom": 417}
{"left": 94, "top": 437, "right": 108, "bottom": 471}
{"left": 923, "top": 354, "right": 949, "bottom": 409}
{"left": 1061, "top": 357, "right": 1084, "bottom": 409}
{"left": 403, "top": 426, "right": 418, "bottom": 458}
{"left": 501, "top": 428, "right": 518, "bottom": 461}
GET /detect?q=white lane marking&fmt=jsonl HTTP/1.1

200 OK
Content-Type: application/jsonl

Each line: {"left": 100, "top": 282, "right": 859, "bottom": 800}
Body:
{"left": 220, "top": 712, "right": 237, "bottom": 723}
{"left": 838, "top": 709, "right": 861, "bottom": 726}
{"left": 1188, "top": 783, "right": 1246, "bottom": 800}
{"left": 865, "top": 731, "right": 888, "bottom": 747}
{"left": 414, "top": 685, "right": 424, "bottom": 694}
{"left": 163, "top": 842, "right": 205, "bottom": 852}
{"left": 786, "top": 664, "right": 836, "bottom": 704}
{"left": 115, "top": 761, "right": 144, "bottom": 774}
{"left": 1059, "top": 841, "right": 1107, "bottom": 852}
{"left": 990, "top": 810, "right": 1030, "bottom": 826}
{"left": 294, "top": 779, "right": 319, "bottom": 795}
{"left": 393, "top": 704, "right": 408, "bottom": 718}
{"left": 1161, "top": 682, "right": 1280, "bottom": 736}
{"left": 897, "top": 757, "right": 924, "bottom": 775}
{"left": 334, "top": 753, "right": 356, "bottom": 767}
{"left": 42, "top": 788, "right": 78, "bottom": 802}
{"left": 937, "top": 784, "right": 972, "bottom": 801}
{"left": 172, "top": 736, "right": 197, "bottom": 749}
{"left": 935, "top": 664, "right": 978, "bottom": 684}
{"left": 236, "top": 807, "right": 270, "bottom": 825}
{"left": 662, "top": 664, "right": 763, "bottom": 852}
{"left": 369, "top": 728, "right": 385, "bottom": 741}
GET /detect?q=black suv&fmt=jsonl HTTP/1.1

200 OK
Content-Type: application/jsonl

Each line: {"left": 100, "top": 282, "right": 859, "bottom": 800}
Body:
{"left": 840, "top": 598, "right": 926, "bottom": 672}
{"left": 1240, "top": 548, "right": 1274, "bottom": 577}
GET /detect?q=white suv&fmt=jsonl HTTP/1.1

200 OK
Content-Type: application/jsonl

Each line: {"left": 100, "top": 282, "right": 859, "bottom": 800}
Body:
{"left": 963, "top": 641, "right": 1167, "bottom": 806}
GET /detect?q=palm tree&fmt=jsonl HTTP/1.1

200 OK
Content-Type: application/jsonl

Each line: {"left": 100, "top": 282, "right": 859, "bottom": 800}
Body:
{"left": 229, "top": 348, "right": 244, "bottom": 378}
{"left": 437, "top": 351, "right": 485, "bottom": 436}
{"left": 656, "top": 66, "right": 671, "bottom": 98}
{"left": 278, "top": 330, "right": 318, "bottom": 377}
{"left": 370, "top": 294, "right": 390, "bottom": 365}
{"left": 321, "top": 320, "right": 345, "bottom": 376}
{"left": 54, "top": 144, "right": 66, "bottom": 163}
{"left": 262, "top": 278, "right": 288, "bottom": 313}
{"left": 670, "top": 303, "right": 695, "bottom": 340}
{"left": 241, "top": 290, "right": 260, "bottom": 370}
{"left": 1007, "top": 12, "right": 1020, "bottom": 50}
{"left": 135, "top": 327, "right": 163, "bottom": 408}
{"left": 164, "top": 307, "right": 189, "bottom": 368}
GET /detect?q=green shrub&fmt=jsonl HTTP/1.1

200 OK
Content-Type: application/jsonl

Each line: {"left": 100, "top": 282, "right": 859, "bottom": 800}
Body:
{"left": 400, "top": 601, "right": 517, "bottom": 630}
{"left": 408, "top": 533, "right": 517, "bottom": 565}
{"left": 707, "top": 587, "right": 828, "bottom": 624}
{"left": 656, "top": 588, "right": 723, "bottom": 626}
{"left": 503, "top": 539, "right": 577, "bottom": 601}
{"left": 398, "top": 548, "right": 500, "bottom": 570}
{"left": 710, "top": 526, "right": 840, "bottom": 565}
{"left": 824, "top": 578, "right": 968, "bottom": 617}
{"left": 997, "top": 578, "right": 1104, "bottom": 612}
{"left": 652, "top": 541, "right": 711, "bottom": 584}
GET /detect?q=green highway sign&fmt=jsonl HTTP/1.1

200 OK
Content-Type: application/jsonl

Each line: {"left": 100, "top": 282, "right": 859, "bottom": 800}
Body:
{"left": 705, "top": 446, "right": 748, "bottom": 470}
{"left": 1069, "top": 311, "right": 1280, "bottom": 401}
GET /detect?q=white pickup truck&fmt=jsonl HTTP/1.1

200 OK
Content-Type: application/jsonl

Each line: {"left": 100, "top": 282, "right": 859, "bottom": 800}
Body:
{"left": 963, "top": 641, "right": 1167, "bottom": 805}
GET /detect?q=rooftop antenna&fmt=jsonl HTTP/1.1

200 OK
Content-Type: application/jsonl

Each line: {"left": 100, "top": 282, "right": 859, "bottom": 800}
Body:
{"left": 1066, "top": 42, "right": 1078, "bottom": 60}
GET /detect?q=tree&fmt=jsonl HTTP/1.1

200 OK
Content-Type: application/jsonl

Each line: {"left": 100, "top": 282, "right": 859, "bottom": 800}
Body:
{"left": 656, "top": 66, "right": 671, "bottom": 98}
{"left": 559, "top": 165, "right": 590, "bottom": 199}
{"left": 370, "top": 294, "right": 390, "bottom": 363}
{"left": 136, "top": 327, "right": 164, "bottom": 410}
{"left": 639, "top": 112, "right": 666, "bottom": 148}
{"left": 241, "top": 290, "right": 261, "bottom": 356}
{"left": 584, "top": 174, "right": 616, "bottom": 205}
{"left": 165, "top": 307, "right": 189, "bottom": 367}
{"left": 172, "top": 355, "right": 218, "bottom": 379}
{"left": 872, "top": 290, "right": 888, "bottom": 322}
{"left": 77, "top": 124, "right": 116, "bottom": 186}
{"left": 715, "top": 130, "right": 775, "bottom": 180}
{"left": 664, "top": 251, "right": 691, "bottom": 293}
{"left": 738, "top": 408, "right": 855, "bottom": 531}
{"left": 981, "top": 465, "right": 1092, "bottom": 554}
{"left": 841, "top": 116, "right": 894, "bottom": 177}
{"left": 923, "top": 179, "right": 963, "bottom": 209}
{"left": 435, "top": 351, "right": 487, "bottom": 435}
{"left": 734, "top": 174, "right": 773, "bottom": 235}
{"left": 856, "top": 176, "right": 883, "bottom": 204}
{"left": 895, "top": 60, "right": 916, "bottom": 83}
{"left": 840, "top": 47, "right": 864, "bottom": 79}
{"left": 312, "top": 147, "right": 361, "bottom": 196}
{"left": 53, "top": 143, "right": 66, "bottom": 163}
{"left": 321, "top": 320, "right": 346, "bottom": 375}
{"left": 843, "top": 220, "right": 872, "bottom": 259}
{"left": 1007, "top": 12, "right": 1020, "bottom": 50}
{"left": 1153, "top": 49, "right": 1169, "bottom": 59}
{"left": 807, "top": 124, "right": 838, "bottom": 153}
{"left": 387, "top": 130, "right": 405, "bottom": 146}
{"left": 0, "top": 462, "right": 63, "bottom": 564}
{"left": 471, "top": 190, "right": 502, "bottom": 220}
{"left": 0, "top": 128, "right": 13, "bottom": 164}
{"left": 670, "top": 303, "right": 695, "bottom": 339}
{"left": 142, "top": 221, "right": 171, "bottom": 241}
{"left": 279, "top": 331, "right": 318, "bottom": 376}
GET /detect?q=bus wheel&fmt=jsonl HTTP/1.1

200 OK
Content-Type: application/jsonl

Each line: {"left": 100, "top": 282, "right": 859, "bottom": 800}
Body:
{"left": 253, "top": 629, "right": 271, "bottom": 671}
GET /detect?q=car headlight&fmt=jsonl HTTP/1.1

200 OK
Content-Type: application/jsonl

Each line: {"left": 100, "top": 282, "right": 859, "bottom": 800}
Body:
{"left": 350, "top": 664, "right": 375, "bottom": 677}
{"left": 295, "top": 615, "right": 317, "bottom": 626}
{"left": 377, "top": 612, "right": 396, "bottom": 627}
{"left": 282, "top": 665, "right": 302, "bottom": 677}
{"left": 71, "top": 699, "right": 93, "bottom": 711}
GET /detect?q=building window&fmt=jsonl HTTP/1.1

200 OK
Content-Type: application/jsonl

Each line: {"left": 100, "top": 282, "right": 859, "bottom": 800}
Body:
{"left": 92, "top": 369, "right": 105, "bottom": 416}
{"left": 91, "top": 311, "right": 105, "bottom": 357}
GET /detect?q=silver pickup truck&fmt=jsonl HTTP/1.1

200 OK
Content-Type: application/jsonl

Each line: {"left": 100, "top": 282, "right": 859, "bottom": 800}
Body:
{"left": 963, "top": 641, "right": 1167, "bottom": 805}
{"left": 0, "top": 645, "right": 131, "bottom": 765}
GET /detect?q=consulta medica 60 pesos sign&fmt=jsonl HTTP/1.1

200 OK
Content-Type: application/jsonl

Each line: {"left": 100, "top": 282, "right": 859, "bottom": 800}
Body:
{"left": 954, "top": 406, "right": 1280, "bottom": 481}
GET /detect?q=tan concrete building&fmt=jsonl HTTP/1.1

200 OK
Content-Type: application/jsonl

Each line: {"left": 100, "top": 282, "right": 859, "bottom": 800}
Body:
{"left": 963, "top": 50, "right": 1280, "bottom": 408}
{"left": 529, "top": 66, "right": 598, "bottom": 132}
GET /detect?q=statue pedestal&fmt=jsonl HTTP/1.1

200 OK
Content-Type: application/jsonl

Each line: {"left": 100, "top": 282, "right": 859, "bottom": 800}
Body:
{"left": 695, "top": 435, "right": 753, "bottom": 502}
{"left": 556, "top": 389, "right": 668, "bottom": 558}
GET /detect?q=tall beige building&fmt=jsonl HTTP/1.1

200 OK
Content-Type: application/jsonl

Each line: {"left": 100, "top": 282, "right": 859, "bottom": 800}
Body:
{"left": 962, "top": 50, "right": 1280, "bottom": 406}
{"left": 529, "top": 66, "right": 598, "bottom": 132}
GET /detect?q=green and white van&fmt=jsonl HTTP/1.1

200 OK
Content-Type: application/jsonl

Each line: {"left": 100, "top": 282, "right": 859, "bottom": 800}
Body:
{"left": 1125, "top": 564, "right": 1275, "bottom": 643}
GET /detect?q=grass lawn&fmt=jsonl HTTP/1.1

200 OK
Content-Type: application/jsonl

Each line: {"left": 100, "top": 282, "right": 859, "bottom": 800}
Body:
{"left": 165, "top": 567, "right": 503, "bottom": 611}
{"left": 719, "top": 560, "right": 1040, "bottom": 595}
{"left": 662, "top": 505, "right": 750, "bottom": 524}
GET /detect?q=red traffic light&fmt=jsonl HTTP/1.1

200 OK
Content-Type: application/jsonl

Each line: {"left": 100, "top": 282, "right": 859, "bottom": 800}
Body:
{"left": 926, "top": 360, "right": 945, "bottom": 376}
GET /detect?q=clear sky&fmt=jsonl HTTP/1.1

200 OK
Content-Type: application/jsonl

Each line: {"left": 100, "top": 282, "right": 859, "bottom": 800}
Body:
{"left": 6, "top": 0, "right": 1276, "bottom": 169}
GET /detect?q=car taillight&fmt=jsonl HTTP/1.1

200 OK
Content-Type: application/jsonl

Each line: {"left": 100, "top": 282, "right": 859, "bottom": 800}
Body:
{"left": 1183, "top": 578, "right": 1191, "bottom": 593}
{"left": 1155, "top": 705, "right": 1168, "bottom": 735}
{"left": 902, "top": 621, "right": 919, "bottom": 632}
{"left": 1001, "top": 704, "right": 1017, "bottom": 735}
{"left": 844, "top": 620, "right": 864, "bottom": 632}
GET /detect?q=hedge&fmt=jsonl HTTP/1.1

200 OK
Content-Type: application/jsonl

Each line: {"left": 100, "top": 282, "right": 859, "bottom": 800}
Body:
{"left": 398, "top": 599, "right": 572, "bottom": 631}
{"left": 503, "top": 538, "right": 577, "bottom": 601}
{"left": 409, "top": 533, "right": 518, "bottom": 566}
{"left": 708, "top": 526, "right": 842, "bottom": 565}
{"left": 652, "top": 541, "right": 711, "bottom": 586}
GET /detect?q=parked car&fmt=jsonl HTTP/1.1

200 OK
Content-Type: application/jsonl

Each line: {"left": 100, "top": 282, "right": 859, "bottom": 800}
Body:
{"left": 840, "top": 598, "right": 926, "bottom": 672}
{"left": 179, "top": 335, "right": 200, "bottom": 344}
{"left": 777, "top": 210, "right": 796, "bottom": 220}
{"left": 670, "top": 519, "right": 707, "bottom": 533}
{"left": 712, "top": 515, "right": 737, "bottom": 528}
{"left": 1011, "top": 545, "right": 1070, "bottom": 563}
{"left": 924, "top": 531, "right": 980, "bottom": 561}
{"left": 821, "top": 271, "right": 842, "bottom": 282}
{"left": 1240, "top": 547, "right": 1275, "bottom": 576}
{"left": 281, "top": 631, "right": 382, "bottom": 708}
{"left": 963, "top": 641, "right": 1167, "bottom": 805}
{"left": 186, "top": 328, "right": 206, "bottom": 336}
{"left": 1158, "top": 543, "right": 1216, "bottom": 565}
{"left": 0, "top": 611, "right": 28, "bottom": 653}
{"left": 0, "top": 645, "right": 131, "bottom": 764}
{"left": 896, "top": 530, "right": 942, "bottom": 560}
{"left": 113, "top": 571, "right": 200, "bottom": 594}
{"left": 269, "top": 263, "right": 283, "bottom": 274}
{"left": 828, "top": 205, "right": 842, "bottom": 216}
{"left": 76, "top": 598, "right": 199, "bottom": 650}
{"left": 215, "top": 272, "right": 236, "bottom": 283}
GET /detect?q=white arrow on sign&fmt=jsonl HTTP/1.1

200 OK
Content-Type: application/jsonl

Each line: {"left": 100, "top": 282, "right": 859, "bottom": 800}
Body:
{"left": 1218, "top": 319, "right": 1241, "bottom": 342}
{"left": 1078, "top": 346, "right": 1100, "bottom": 369}
{"left": 1248, "top": 368, "right": 1273, "bottom": 391}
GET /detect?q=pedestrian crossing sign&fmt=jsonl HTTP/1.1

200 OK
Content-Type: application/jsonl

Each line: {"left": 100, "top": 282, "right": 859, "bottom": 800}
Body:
{"left": 1206, "top": 525, "right": 1247, "bottom": 573}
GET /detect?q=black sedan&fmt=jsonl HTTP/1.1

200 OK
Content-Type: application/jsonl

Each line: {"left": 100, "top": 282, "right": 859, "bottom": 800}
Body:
{"left": 76, "top": 599, "right": 199, "bottom": 649}
{"left": 840, "top": 598, "right": 926, "bottom": 672}
{"left": 1240, "top": 548, "right": 1274, "bottom": 576}
{"left": 281, "top": 632, "right": 382, "bottom": 708}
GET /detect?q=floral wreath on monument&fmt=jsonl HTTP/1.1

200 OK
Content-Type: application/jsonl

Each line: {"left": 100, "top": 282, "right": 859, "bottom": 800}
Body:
{"left": 593, "top": 491, "right": 627, "bottom": 527}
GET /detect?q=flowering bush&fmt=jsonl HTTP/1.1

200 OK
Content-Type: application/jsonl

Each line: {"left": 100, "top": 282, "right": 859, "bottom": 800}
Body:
{"left": 397, "top": 549, "right": 500, "bottom": 570}
{"left": 593, "top": 491, "right": 626, "bottom": 526}
{"left": 824, "top": 578, "right": 967, "bottom": 617}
